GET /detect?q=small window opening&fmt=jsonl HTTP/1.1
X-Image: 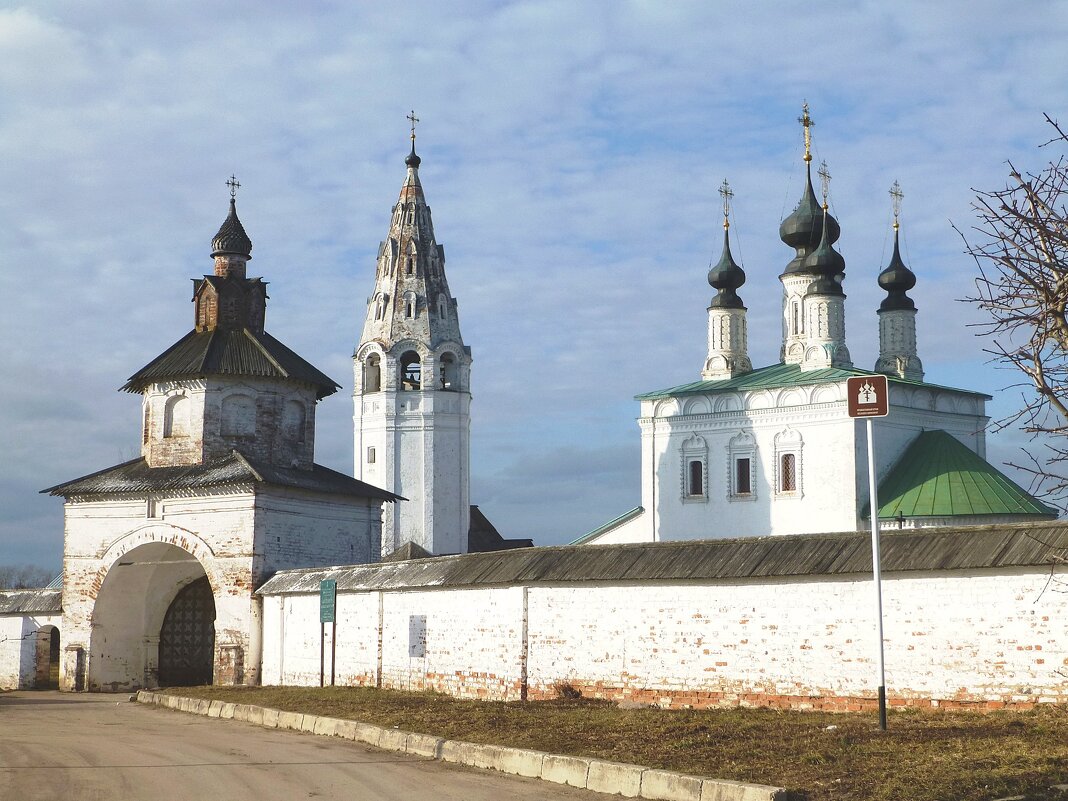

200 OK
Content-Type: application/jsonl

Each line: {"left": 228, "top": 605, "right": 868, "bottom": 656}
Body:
{"left": 780, "top": 453, "right": 797, "bottom": 492}
{"left": 364, "top": 354, "right": 382, "bottom": 393}
{"left": 735, "top": 457, "right": 752, "bottom": 495}
{"left": 367, "top": 447, "right": 376, "bottom": 464}
{"left": 406, "top": 257, "right": 414, "bottom": 276}
{"left": 146, "top": 498, "right": 158, "bottom": 519}
{"left": 439, "top": 352, "right": 458, "bottom": 390}
{"left": 688, "top": 460, "right": 704, "bottom": 497}
{"left": 400, "top": 352, "right": 421, "bottom": 391}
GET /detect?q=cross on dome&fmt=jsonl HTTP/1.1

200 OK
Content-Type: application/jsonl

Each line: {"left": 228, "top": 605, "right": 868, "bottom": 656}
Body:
{"left": 817, "top": 160, "right": 831, "bottom": 209}
{"left": 227, "top": 175, "right": 241, "bottom": 200}
{"left": 890, "top": 180, "right": 903, "bottom": 231}
{"left": 719, "top": 179, "right": 733, "bottom": 230}
{"left": 407, "top": 109, "right": 419, "bottom": 143}
{"left": 798, "top": 101, "right": 814, "bottom": 163}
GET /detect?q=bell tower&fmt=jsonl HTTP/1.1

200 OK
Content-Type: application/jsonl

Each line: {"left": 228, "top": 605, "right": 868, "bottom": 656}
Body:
{"left": 353, "top": 114, "right": 472, "bottom": 557}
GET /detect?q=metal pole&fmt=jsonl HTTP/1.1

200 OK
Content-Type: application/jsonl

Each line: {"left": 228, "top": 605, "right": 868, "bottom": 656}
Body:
{"left": 330, "top": 620, "right": 337, "bottom": 687}
{"left": 320, "top": 622, "right": 325, "bottom": 688}
{"left": 867, "top": 418, "right": 888, "bottom": 730}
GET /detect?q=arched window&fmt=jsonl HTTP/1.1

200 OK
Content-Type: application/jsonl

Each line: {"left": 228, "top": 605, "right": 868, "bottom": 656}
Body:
{"left": 780, "top": 453, "right": 796, "bottom": 492}
{"left": 364, "top": 354, "right": 382, "bottom": 392}
{"left": 437, "top": 293, "right": 448, "bottom": 319}
{"left": 406, "top": 257, "right": 414, "bottom": 276}
{"left": 688, "top": 460, "right": 704, "bottom": 497}
{"left": 403, "top": 291, "right": 417, "bottom": 318}
{"left": 374, "top": 293, "right": 389, "bottom": 321}
{"left": 282, "top": 400, "right": 306, "bottom": 443}
{"left": 221, "top": 394, "right": 256, "bottom": 437}
{"left": 400, "top": 352, "right": 421, "bottom": 391}
{"left": 163, "top": 394, "right": 190, "bottom": 438}
{"left": 439, "top": 352, "right": 459, "bottom": 390}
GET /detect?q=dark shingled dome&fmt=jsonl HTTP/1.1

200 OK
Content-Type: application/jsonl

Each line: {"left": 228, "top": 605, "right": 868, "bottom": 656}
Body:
{"left": 405, "top": 142, "right": 421, "bottom": 169}
{"left": 878, "top": 229, "right": 917, "bottom": 312}
{"left": 707, "top": 229, "right": 746, "bottom": 309}
{"left": 802, "top": 210, "right": 845, "bottom": 297}
{"left": 211, "top": 198, "right": 253, "bottom": 258}
{"left": 779, "top": 164, "right": 840, "bottom": 272}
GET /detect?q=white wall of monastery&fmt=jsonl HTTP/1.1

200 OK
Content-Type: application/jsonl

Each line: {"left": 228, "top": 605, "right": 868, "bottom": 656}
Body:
{"left": 0, "top": 611, "right": 61, "bottom": 690}
{"left": 260, "top": 564, "right": 1068, "bottom": 710}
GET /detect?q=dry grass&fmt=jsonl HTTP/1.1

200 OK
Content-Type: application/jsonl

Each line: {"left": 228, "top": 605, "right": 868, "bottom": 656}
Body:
{"left": 167, "top": 685, "right": 1068, "bottom": 801}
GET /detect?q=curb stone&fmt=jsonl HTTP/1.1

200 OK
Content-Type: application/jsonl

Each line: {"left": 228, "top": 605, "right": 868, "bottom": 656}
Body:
{"left": 136, "top": 692, "right": 788, "bottom": 801}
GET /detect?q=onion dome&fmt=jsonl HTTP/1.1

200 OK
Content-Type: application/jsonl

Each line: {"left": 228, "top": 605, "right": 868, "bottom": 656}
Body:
{"left": 707, "top": 229, "right": 746, "bottom": 309}
{"left": 878, "top": 228, "right": 917, "bottom": 311}
{"left": 405, "top": 141, "right": 421, "bottom": 169}
{"left": 211, "top": 198, "right": 253, "bottom": 258}
{"left": 803, "top": 209, "right": 845, "bottom": 297}
{"left": 779, "top": 163, "right": 841, "bottom": 260}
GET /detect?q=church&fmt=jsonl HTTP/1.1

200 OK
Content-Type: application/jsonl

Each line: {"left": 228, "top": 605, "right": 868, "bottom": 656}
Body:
{"left": 1, "top": 110, "right": 1061, "bottom": 701}
{"left": 577, "top": 106, "right": 1054, "bottom": 545}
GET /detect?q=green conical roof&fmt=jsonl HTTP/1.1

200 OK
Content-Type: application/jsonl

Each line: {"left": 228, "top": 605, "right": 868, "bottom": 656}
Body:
{"left": 868, "top": 430, "right": 1057, "bottom": 519}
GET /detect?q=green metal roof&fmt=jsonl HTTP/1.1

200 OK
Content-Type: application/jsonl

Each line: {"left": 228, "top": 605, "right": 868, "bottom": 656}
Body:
{"left": 635, "top": 362, "right": 991, "bottom": 401}
{"left": 570, "top": 506, "right": 644, "bottom": 545}
{"left": 866, "top": 430, "right": 1057, "bottom": 519}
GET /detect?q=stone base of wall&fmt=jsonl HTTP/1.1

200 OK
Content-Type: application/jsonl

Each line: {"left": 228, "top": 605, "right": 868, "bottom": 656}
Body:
{"left": 526, "top": 681, "right": 1048, "bottom": 712}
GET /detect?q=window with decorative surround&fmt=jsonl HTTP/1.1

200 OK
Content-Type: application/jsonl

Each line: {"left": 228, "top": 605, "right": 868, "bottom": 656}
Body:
{"left": 773, "top": 427, "right": 803, "bottom": 498}
{"left": 727, "top": 430, "right": 757, "bottom": 500}
{"left": 680, "top": 433, "right": 708, "bottom": 502}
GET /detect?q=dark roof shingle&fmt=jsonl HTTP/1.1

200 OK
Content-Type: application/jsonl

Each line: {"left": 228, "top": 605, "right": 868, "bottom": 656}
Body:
{"left": 121, "top": 329, "right": 340, "bottom": 399}
{"left": 257, "top": 521, "right": 1068, "bottom": 595}
{"left": 41, "top": 451, "right": 400, "bottom": 502}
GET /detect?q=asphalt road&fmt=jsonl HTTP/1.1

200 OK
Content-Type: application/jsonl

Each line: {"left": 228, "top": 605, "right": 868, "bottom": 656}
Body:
{"left": 0, "top": 691, "right": 604, "bottom": 801}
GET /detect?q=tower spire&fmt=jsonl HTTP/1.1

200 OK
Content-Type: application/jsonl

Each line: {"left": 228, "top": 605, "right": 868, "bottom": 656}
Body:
{"left": 779, "top": 104, "right": 841, "bottom": 364}
{"left": 354, "top": 124, "right": 471, "bottom": 558}
{"left": 702, "top": 179, "right": 751, "bottom": 381}
{"left": 876, "top": 181, "right": 923, "bottom": 380}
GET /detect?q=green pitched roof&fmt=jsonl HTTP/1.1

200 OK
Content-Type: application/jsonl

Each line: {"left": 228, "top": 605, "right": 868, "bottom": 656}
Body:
{"left": 635, "top": 362, "right": 990, "bottom": 401}
{"left": 867, "top": 430, "right": 1057, "bottom": 519}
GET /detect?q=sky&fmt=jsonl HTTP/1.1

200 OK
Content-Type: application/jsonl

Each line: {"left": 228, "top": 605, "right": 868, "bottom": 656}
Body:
{"left": 2, "top": 0, "right": 1067, "bottom": 572}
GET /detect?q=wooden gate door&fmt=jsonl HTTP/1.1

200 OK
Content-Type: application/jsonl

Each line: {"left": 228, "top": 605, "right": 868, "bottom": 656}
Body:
{"left": 158, "top": 577, "right": 216, "bottom": 686}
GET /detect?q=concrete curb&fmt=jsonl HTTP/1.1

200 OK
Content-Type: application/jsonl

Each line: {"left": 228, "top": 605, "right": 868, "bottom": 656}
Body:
{"left": 136, "top": 691, "right": 788, "bottom": 801}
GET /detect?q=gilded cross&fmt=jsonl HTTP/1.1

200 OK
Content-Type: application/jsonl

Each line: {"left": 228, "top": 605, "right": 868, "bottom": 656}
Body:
{"left": 227, "top": 175, "right": 241, "bottom": 199}
{"left": 817, "top": 160, "right": 831, "bottom": 209}
{"left": 798, "top": 101, "right": 814, "bottom": 163}
{"left": 890, "top": 180, "right": 903, "bottom": 231}
{"left": 407, "top": 110, "right": 420, "bottom": 142}
{"left": 719, "top": 179, "right": 733, "bottom": 229}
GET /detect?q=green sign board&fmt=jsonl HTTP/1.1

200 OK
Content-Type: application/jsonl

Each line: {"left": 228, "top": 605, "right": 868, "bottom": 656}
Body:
{"left": 319, "top": 579, "right": 337, "bottom": 623}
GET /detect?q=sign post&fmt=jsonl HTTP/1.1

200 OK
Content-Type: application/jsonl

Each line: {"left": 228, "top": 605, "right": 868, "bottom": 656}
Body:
{"left": 319, "top": 579, "right": 337, "bottom": 688}
{"left": 846, "top": 374, "right": 890, "bottom": 731}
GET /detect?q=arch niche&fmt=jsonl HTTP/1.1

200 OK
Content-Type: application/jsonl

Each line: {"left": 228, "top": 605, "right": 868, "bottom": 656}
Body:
{"left": 88, "top": 540, "right": 216, "bottom": 691}
{"left": 34, "top": 625, "right": 60, "bottom": 689}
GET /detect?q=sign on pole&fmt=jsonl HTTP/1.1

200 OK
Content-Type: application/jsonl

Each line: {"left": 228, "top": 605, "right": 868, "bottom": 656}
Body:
{"left": 319, "top": 579, "right": 337, "bottom": 623}
{"left": 847, "top": 373, "right": 890, "bottom": 730}
{"left": 847, "top": 374, "right": 889, "bottom": 418}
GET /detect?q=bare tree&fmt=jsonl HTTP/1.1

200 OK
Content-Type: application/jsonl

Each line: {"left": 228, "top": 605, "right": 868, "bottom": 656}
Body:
{"left": 0, "top": 564, "right": 56, "bottom": 590}
{"left": 958, "top": 114, "right": 1068, "bottom": 512}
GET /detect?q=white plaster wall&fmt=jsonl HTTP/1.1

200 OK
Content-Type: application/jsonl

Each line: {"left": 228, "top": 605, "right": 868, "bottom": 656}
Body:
{"left": 356, "top": 387, "right": 471, "bottom": 557}
{"left": 257, "top": 488, "right": 382, "bottom": 578}
{"left": 261, "top": 565, "right": 1068, "bottom": 708}
{"left": 584, "top": 510, "right": 652, "bottom": 545}
{"left": 0, "top": 613, "right": 61, "bottom": 690}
